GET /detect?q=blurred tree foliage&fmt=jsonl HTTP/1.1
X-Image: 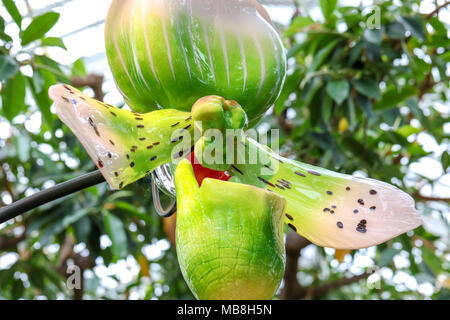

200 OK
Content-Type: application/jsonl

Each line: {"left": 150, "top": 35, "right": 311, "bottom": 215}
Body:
{"left": 0, "top": 0, "right": 449, "bottom": 300}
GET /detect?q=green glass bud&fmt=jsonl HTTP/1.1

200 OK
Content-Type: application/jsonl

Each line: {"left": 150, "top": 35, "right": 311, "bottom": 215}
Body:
{"left": 105, "top": 0, "right": 286, "bottom": 121}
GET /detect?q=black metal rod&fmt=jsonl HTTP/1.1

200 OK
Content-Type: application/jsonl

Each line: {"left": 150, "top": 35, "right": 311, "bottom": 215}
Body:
{"left": 0, "top": 170, "right": 105, "bottom": 224}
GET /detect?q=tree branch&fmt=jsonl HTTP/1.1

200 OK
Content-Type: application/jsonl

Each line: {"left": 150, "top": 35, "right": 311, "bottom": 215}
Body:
{"left": 279, "top": 232, "right": 371, "bottom": 300}
{"left": 55, "top": 235, "right": 95, "bottom": 300}
{"left": 70, "top": 74, "right": 105, "bottom": 101}
{"left": 425, "top": 1, "right": 450, "bottom": 19}
{"left": 307, "top": 272, "right": 370, "bottom": 299}
{"left": 278, "top": 232, "right": 310, "bottom": 300}
{"left": 413, "top": 192, "right": 450, "bottom": 203}
{"left": 0, "top": 231, "right": 26, "bottom": 251}
{"left": 1, "top": 165, "right": 15, "bottom": 203}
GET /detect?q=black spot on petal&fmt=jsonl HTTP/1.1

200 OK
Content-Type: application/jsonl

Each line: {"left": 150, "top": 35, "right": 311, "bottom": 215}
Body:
{"left": 258, "top": 177, "right": 276, "bottom": 188}
{"left": 171, "top": 136, "right": 183, "bottom": 143}
{"left": 231, "top": 165, "right": 243, "bottom": 175}
{"left": 337, "top": 221, "right": 344, "bottom": 229}
{"left": 356, "top": 226, "right": 367, "bottom": 233}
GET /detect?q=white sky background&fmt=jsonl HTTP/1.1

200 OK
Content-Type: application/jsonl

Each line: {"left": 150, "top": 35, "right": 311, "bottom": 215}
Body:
{"left": 0, "top": 0, "right": 448, "bottom": 299}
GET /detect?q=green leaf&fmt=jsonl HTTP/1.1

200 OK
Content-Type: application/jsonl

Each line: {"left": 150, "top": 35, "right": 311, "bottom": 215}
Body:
{"left": 344, "top": 97, "right": 356, "bottom": 128}
{"left": 39, "top": 208, "right": 90, "bottom": 246}
{"left": 374, "top": 86, "right": 418, "bottom": 110}
{"left": 396, "top": 125, "right": 422, "bottom": 138}
{"left": 378, "top": 248, "right": 400, "bottom": 267}
{"left": 321, "top": 93, "right": 332, "bottom": 124}
{"left": 307, "top": 39, "right": 341, "bottom": 73}
{"left": 71, "top": 58, "right": 87, "bottom": 77}
{"left": 348, "top": 41, "right": 363, "bottom": 67}
{"left": 421, "top": 247, "right": 442, "bottom": 275}
{"left": 2, "top": 0, "right": 22, "bottom": 28}
{"left": 0, "top": 54, "right": 19, "bottom": 81}
{"left": 326, "top": 80, "right": 349, "bottom": 105}
{"left": 0, "top": 16, "right": 12, "bottom": 42}
{"left": 35, "top": 54, "right": 70, "bottom": 83}
{"left": 113, "top": 201, "right": 153, "bottom": 225}
{"left": 1, "top": 72, "right": 26, "bottom": 121}
{"left": 386, "top": 22, "right": 406, "bottom": 39}
{"left": 442, "top": 151, "right": 449, "bottom": 172}
{"left": 27, "top": 68, "right": 57, "bottom": 128}
{"left": 363, "top": 28, "right": 383, "bottom": 44}
{"left": 31, "top": 69, "right": 45, "bottom": 93}
{"left": 406, "top": 98, "right": 435, "bottom": 135}
{"left": 274, "top": 69, "right": 301, "bottom": 115}
{"left": 397, "top": 15, "right": 426, "bottom": 41}
{"left": 353, "top": 78, "right": 381, "bottom": 100}
{"left": 103, "top": 211, "right": 128, "bottom": 261}
{"left": 427, "top": 17, "right": 447, "bottom": 35}
{"left": 309, "top": 86, "right": 322, "bottom": 127}
{"left": 364, "top": 41, "right": 381, "bottom": 62}
{"left": 14, "top": 134, "right": 30, "bottom": 162}
{"left": 41, "top": 37, "right": 66, "bottom": 50}
{"left": 356, "top": 93, "right": 373, "bottom": 118}
{"left": 319, "top": 0, "right": 337, "bottom": 21}
{"left": 21, "top": 12, "right": 60, "bottom": 46}
{"left": 284, "top": 16, "right": 315, "bottom": 37}
{"left": 74, "top": 216, "right": 92, "bottom": 243}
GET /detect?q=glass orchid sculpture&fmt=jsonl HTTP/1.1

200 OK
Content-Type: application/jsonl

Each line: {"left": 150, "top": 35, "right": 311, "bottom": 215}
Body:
{"left": 4, "top": 0, "right": 423, "bottom": 300}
